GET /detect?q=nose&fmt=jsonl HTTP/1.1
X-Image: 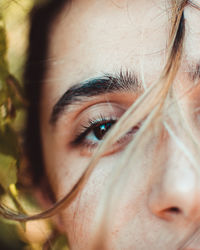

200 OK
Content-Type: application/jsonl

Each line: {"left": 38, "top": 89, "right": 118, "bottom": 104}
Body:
{"left": 149, "top": 141, "right": 200, "bottom": 222}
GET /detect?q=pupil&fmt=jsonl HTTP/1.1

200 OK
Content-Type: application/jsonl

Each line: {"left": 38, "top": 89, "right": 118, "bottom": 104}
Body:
{"left": 93, "top": 122, "right": 113, "bottom": 140}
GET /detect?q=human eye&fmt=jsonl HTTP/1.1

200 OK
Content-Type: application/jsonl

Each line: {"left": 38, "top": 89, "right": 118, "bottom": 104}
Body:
{"left": 72, "top": 115, "right": 117, "bottom": 147}
{"left": 70, "top": 103, "right": 139, "bottom": 156}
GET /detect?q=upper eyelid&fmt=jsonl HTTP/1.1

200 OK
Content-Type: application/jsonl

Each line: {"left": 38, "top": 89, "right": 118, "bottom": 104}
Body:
{"left": 72, "top": 102, "right": 127, "bottom": 131}
{"left": 50, "top": 70, "right": 141, "bottom": 125}
{"left": 70, "top": 103, "right": 128, "bottom": 146}
{"left": 53, "top": 98, "right": 124, "bottom": 132}
{"left": 66, "top": 96, "right": 131, "bottom": 121}
{"left": 52, "top": 93, "right": 138, "bottom": 134}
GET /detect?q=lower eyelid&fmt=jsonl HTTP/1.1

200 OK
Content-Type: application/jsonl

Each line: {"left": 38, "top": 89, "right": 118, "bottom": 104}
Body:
{"left": 77, "top": 123, "right": 140, "bottom": 158}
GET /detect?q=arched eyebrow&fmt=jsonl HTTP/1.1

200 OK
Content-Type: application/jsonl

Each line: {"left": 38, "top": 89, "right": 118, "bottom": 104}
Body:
{"left": 49, "top": 71, "right": 141, "bottom": 125}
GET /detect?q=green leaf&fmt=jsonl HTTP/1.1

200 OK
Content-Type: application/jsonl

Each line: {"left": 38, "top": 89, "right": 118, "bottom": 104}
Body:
{"left": 6, "top": 75, "right": 28, "bottom": 108}
{"left": 0, "top": 217, "right": 26, "bottom": 250}
{"left": 52, "top": 235, "right": 69, "bottom": 250}
{"left": 0, "top": 125, "right": 19, "bottom": 158}
{"left": 0, "top": 153, "right": 17, "bottom": 191}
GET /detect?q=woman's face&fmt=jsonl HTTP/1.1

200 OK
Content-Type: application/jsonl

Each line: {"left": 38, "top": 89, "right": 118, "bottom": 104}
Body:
{"left": 40, "top": 0, "right": 200, "bottom": 249}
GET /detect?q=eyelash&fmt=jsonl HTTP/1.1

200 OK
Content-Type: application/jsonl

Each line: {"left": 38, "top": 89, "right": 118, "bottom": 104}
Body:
{"left": 71, "top": 114, "right": 117, "bottom": 148}
{"left": 71, "top": 114, "right": 140, "bottom": 155}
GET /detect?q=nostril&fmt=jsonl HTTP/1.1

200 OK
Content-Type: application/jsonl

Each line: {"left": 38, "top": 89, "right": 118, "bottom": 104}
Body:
{"left": 169, "top": 207, "right": 181, "bottom": 213}
{"left": 164, "top": 207, "right": 182, "bottom": 214}
{"left": 158, "top": 207, "right": 182, "bottom": 220}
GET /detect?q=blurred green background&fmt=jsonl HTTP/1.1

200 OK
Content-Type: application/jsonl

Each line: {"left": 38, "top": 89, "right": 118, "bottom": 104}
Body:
{"left": 1, "top": 0, "right": 33, "bottom": 81}
{"left": 0, "top": 1, "right": 69, "bottom": 249}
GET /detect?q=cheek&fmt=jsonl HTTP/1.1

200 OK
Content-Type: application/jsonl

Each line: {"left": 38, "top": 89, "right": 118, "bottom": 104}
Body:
{"left": 54, "top": 153, "right": 151, "bottom": 248}
{"left": 56, "top": 158, "right": 117, "bottom": 247}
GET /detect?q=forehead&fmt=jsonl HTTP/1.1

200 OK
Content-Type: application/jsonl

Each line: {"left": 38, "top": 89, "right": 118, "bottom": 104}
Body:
{"left": 42, "top": 0, "right": 200, "bottom": 105}
{"left": 45, "top": 0, "right": 168, "bottom": 87}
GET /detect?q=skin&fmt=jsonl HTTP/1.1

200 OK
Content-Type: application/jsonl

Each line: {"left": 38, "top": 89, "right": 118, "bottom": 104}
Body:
{"left": 40, "top": 0, "right": 200, "bottom": 249}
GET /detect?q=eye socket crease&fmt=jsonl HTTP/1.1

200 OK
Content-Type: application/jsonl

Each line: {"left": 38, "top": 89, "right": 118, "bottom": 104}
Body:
{"left": 49, "top": 70, "right": 142, "bottom": 125}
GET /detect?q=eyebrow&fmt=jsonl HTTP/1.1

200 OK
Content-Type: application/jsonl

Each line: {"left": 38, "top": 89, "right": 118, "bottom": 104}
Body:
{"left": 50, "top": 70, "right": 141, "bottom": 125}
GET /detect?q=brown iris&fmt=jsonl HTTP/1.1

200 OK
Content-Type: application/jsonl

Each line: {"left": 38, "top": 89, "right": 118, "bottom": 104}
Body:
{"left": 93, "top": 121, "right": 115, "bottom": 140}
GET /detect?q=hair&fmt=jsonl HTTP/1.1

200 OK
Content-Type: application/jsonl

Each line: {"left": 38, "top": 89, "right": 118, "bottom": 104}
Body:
{"left": 25, "top": 0, "right": 69, "bottom": 184}
{"left": 1, "top": 0, "right": 200, "bottom": 248}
